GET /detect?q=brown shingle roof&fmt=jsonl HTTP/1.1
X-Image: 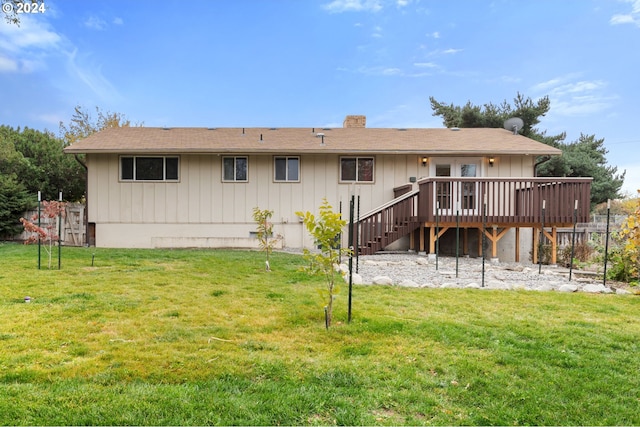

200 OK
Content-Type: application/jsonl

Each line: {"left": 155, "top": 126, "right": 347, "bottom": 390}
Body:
{"left": 64, "top": 126, "right": 562, "bottom": 156}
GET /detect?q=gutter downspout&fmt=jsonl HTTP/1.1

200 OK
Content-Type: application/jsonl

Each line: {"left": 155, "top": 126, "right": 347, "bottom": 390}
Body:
{"left": 534, "top": 155, "right": 551, "bottom": 177}
{"left": 73, "top": 154, "right": 89, "bottom": 246}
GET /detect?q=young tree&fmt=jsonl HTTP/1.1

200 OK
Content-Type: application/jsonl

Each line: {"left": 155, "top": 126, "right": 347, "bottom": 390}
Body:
{"left": 296, "top": 199, "right": 351, "bottom": 328}
{"left": 20, "top": 200, "right": 66, "bottom": 269}
{"left": 252, "top": 207, "right": 280, "bottom": 271}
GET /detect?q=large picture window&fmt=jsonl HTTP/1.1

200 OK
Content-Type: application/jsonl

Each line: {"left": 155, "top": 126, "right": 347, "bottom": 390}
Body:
{"left": 222, "top": 156, "right": 248, "bottom": 182}
{"left": 340, "top": 157, "right": 374, "bottom": 182}
{"left": 274, "top": 156, "right": 299, "bottom": 182}
{"left": 120, "top": 156, "right": 179, "bottom": 181}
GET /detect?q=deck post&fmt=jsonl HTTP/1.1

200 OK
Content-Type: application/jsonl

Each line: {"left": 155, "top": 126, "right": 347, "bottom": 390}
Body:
{"left": 515, "top": 227, "right": 520, "bottom": 263}
{"left": 533, "top": 227, "right": 539, "bottom": 264}
{"left": 463, "top": 228, "right": 468, "bottom": 257}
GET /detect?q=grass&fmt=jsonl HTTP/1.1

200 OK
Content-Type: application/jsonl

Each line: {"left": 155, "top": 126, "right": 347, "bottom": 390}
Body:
{"left": 0, "top": 242, "right": 639, "bottom": 425}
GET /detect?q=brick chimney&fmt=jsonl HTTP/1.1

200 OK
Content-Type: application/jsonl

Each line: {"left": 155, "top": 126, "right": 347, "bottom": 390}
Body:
{"left": 343, "top": 115, "right": 366, "bottom": 128}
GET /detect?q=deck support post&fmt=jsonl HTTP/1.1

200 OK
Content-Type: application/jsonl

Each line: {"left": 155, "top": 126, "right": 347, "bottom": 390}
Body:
{"left": 515, "top": 227, "right": 520, "bottom": 263}
{"left": 463, "top": 228, "right": 468, "bottom": 256}
{"left": 533, "top": 227, "right": 539, "bottom": 264}
{"left": 409, "top": 228, "right": 415, "bottom": 251}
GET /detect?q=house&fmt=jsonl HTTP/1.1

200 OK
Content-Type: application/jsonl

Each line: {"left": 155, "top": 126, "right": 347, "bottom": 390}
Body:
{"left": 64, "top": 115, "right": 591, "bottom": 263}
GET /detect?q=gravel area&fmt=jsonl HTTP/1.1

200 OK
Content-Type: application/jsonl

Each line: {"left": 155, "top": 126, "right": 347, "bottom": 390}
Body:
{"left": 343, "top": 252, "right": 633, "bottom": 295}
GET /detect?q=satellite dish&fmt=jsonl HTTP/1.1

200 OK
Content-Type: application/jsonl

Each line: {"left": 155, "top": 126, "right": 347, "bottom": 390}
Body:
{"left": 503, "top": 117, "right": 524, "bottom": 135}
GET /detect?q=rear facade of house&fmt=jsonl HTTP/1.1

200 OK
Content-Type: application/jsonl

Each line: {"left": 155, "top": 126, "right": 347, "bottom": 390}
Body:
{"left": 65, "top": 115, "right": 590, "bottom": 262}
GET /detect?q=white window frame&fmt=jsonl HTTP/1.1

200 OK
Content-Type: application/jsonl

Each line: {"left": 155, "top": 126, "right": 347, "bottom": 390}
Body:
{"left": 274, "top": 156, "right": 300, "bottom": 182}
{"left": 222, "top": 156, "right": 249, "bottom": 182}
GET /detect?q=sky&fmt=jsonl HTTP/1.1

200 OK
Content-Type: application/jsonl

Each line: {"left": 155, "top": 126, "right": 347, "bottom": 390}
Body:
{"left": 1, "top": 0, "right": 640, "bottom": 196}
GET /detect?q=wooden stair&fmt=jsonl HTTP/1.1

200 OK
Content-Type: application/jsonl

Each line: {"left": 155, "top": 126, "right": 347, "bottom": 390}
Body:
{"left": 356, "top": 189, "right": 421, "bottom": 255}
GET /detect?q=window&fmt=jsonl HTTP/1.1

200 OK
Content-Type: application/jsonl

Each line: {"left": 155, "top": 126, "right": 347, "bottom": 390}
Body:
{"left": 340, "top": 157, "right": 374, "bottom": 182}
{"left": 222, "top": 156, "right": 248, "bottom": 182}
{"left": 274, "top": 156, "right": 299, "bottom": 182}
{"left": 120, "top": 156, "right": 179, "bottom": 181}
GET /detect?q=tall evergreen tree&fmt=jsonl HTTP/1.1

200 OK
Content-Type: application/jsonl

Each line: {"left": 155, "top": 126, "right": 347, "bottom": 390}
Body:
{"left": 429, "top": 93, "right": 624, "bottom": 206}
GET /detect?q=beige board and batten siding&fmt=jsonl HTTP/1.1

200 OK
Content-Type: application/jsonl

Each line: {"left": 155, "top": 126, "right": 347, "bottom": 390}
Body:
{"left": 87, "top": 152, "right": 424, "bottom": 249}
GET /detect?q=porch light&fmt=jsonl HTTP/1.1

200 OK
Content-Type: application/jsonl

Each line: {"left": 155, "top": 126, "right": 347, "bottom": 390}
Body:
{"left": 421, "top": 156, "right": 428, "bottom": 167}
{"left": 489, "top": 156, "right": 495, "bottom": 167}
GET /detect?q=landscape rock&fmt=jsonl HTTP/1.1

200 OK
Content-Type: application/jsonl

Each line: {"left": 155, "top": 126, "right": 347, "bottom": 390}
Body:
{"left": 354, "top": 253, "right": 634, "bottom": 295}
{"left": 582, "top": 283, "right": 607, "bottom": 293}
{"left": 342, "top": 273, "right": 363, "bottom": 285}
{"left": 415, "top": 257, "right": 430, "bottom": 266}
{"left": 399, "top": 279, "right": 420, "bottom": 288}
{"left": 372, "top": 276, "right": 393, "bottom": 285}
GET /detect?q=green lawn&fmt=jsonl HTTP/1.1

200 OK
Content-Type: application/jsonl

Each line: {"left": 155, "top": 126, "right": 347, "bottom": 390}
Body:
{"left": 0, "top": 242, "right": 638, "bottom": 425}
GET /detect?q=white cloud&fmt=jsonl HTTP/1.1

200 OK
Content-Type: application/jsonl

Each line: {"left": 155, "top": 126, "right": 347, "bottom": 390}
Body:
{"left": 610, "top": 14, "right": 636, "bottom": 24}
{"left": 531, "top": 75, "right": 616, "bottom": 117}
{"left": 413, "top": 62, "right": 438, "bottom": 68}
{"left": 0, "top": 15, "right": 61, "bottom": 52}
{"left": 0, "top": 55, "right": 17, "bottom": 72}
{"left": 531, "top": 77, "right": 567, "bottom": 92}
{"left": 322, "top": 0, "right": 383, "bottom": 13}
{"left": 549, "top": 80, "right": 607, "bottom": 96}
{"left": 113, "top": 17, "right": 124, "bottom": 26}
{"left": 610, "top": 0, "right": 640, "bottom": 27}
{"left": 65, "top": 48, "right": 122, "bottom": 103}
{"left": 0, "top": 15, "right": 62, "bottom": 73}
{"left": 84, "top": 16, "right": 107, "bottom": 30}
{"left": 442, "top": 48, "right": 462, "bottom": 54}
{"left": 381, "top": 67, "right": 402, "bottom": 75}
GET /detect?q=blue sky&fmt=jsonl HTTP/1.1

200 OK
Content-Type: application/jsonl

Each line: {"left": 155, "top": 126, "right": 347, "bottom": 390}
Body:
{"left": 2, "top": 0, "right": 640, "bottom": 195}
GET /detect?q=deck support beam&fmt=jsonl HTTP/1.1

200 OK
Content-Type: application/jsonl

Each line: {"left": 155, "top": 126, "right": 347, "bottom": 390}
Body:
{"left": 428, "top": 225, "right": 450, "bottom": 254}
{"left": 482, "top": 226, "right": 510, "bottom": 259}
{"left": 515, "top": 227, "right": 520, "bottom": 262}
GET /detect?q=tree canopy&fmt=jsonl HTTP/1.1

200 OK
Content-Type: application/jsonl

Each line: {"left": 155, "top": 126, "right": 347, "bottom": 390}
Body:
{"left": 0, "top": 105, "right": 139, "bottom": 238}
{"left": 59, "top": 105, "right": 137, "bottom": 147}
{"left": 0, "top": 125, "right": 84, "bottom": 201}
{"left": 429, "top": 93, "right": 624, "bottom": 206}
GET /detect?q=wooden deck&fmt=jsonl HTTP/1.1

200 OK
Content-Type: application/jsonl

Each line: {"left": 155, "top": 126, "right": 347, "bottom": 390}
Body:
{"left": 357, "top": 177, "right": 592, "bottom": 262}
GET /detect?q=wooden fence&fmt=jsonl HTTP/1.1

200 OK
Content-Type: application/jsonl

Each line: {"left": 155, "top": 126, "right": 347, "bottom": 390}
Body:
{"left": 15, "top": 203, "right": 86, "bottom": 246}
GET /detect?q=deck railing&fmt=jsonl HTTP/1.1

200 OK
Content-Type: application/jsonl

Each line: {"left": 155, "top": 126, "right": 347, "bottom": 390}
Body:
{"left": 418, "top": 177, "right": 592, "bottom": 226}
{"left": 356, "top": 177, "right": 592, "bottom": 255}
